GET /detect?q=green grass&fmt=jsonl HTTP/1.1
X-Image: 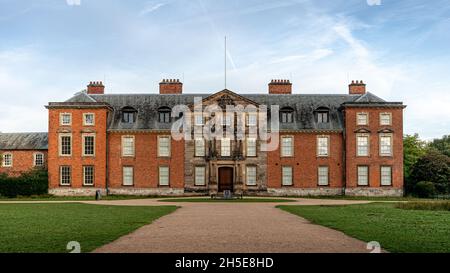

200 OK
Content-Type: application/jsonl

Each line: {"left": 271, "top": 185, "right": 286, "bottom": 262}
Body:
{"left": 278, "top": 203, "right": 450, "bottom": 253}
{"left": 300, "top": 195, "right": 434, "bottom": 201}
{"left": 0, "top": 203, "right": 177, "bottom": 253}
{"left": 161, "top": 197, "right": 296, "bottom": 203}
{"left": 396, "top": 201, "right": 450, "bottom": 211}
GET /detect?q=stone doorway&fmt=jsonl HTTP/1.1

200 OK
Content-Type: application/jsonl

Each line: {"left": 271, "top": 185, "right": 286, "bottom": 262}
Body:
{"left": 218, "top": 167, "right": 234, "bottom": 192}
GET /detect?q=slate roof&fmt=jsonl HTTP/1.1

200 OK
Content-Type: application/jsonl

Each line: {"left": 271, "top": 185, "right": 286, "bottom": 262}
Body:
{"left": 57, "top": 90, "right": 403, "bottom": 132}
{"left": 0, "top": 133, "right": 48, "bottom": 150}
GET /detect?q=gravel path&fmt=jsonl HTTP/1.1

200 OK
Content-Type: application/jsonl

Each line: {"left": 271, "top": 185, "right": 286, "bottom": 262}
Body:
{"left": 92, "top": 198, "right": 372, "bottom": 253}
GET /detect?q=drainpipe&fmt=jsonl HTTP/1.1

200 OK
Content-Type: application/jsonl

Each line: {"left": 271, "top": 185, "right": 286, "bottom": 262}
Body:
{"left": 342, "top": 108, "right": 347, "bottom": 196}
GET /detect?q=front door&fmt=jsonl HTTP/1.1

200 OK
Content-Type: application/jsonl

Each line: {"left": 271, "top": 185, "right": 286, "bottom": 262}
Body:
{"left": 218, "top": 167, "right": 234, "bottom": 192}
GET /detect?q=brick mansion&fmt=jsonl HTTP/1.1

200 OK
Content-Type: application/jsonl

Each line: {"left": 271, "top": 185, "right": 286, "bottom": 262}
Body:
{"left": 0, "top": 79, "right": 406, "bottom": 196}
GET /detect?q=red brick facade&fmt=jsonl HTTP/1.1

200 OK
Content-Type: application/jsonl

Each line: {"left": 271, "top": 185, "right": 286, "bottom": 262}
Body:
{"left": 0, "top": 150, "right": 47, "bottom": 177}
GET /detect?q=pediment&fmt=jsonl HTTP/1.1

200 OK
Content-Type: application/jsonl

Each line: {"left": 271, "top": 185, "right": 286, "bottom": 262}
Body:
{"left": 193, "top": 89, "right": 259, "bottom": 109}
{"left": 354, "top": 128, "right": 371, "bottom": 133}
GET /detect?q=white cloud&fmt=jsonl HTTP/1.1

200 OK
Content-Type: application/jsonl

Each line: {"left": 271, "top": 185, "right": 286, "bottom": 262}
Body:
{"left": 139, "top": 2, "right": 166, "bottom": 16}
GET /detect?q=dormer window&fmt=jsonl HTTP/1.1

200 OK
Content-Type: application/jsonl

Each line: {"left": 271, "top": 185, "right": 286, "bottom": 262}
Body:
{"left": 158, "top": 107, "right": 172, "bottom": 123}
{"left": 122, "top": 107, "right": 137, "bottom": 124}
{"left": 280, "top": 107, "right": 294, "bottom": 123}
{"left": 316, "top": 107, "right": 330, "bottom": 123}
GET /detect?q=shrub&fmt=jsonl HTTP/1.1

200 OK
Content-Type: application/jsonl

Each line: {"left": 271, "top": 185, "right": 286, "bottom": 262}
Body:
{"left": 413, "top": 181, "right": 436, "bottom": 198}
{"left": 396, "top": 201, "right": 450, "bottom": 211}
{"left": 0, "top": 170, "right": 48, "bottom": 198}
{"left": 410, "top": 150, "right": 450, "bottom": 194}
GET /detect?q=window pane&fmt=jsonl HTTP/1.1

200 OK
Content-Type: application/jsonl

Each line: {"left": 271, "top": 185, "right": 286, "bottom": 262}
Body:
{"left": 282, "top": 166, "right": 293, "bottom": 186}
{"left": 380, "top": 136, "right": 392, "bottom": 156}
{"left": 221, "top": 138, "right": 231, "bottom": 156}
{"left": 122, "top": 137, "right": 135, "bottom": 156}
{"left": 357, "top": 136, "right": 368, "bottom": 156}
{"left": 159, "top": 137, "right": 170, "bottom": 157}
{"left": 123, "top": 167, "right": 133, "bottom": 186}
{"left": 247, "top": 138, "right": 256, "bottom": 157}
{"left": 2, "top": 154, "right": 12, "bottom": 167}
{"left": 83, "top": 166, "right": 94, "bottom": 185}
{"left": 246, "top": 166, "right": 257, "bottom": 186}
{"left": 195, "top": 139, "right": 205, "bottom": 157}
{"left": 60, "top": 135, "right": 71, "bottom": 155}
{"left": 318, "top": 166, "right": 329, "bottom": 186}
{"left": 357, "top": 113, "right": 368, "bottom": 125}
{"left": 248, "top": 114, "right": 257, "bottom": 126}
{"left": 380, "top": 114, "right": 391, "bottom": 125}
{"left": 83, "top": 136, "right": 95, "bottom": 155}
{"left": 195, "top": 115, "right": 203, "bottom": 125}
{"left": 318, "top": 137, "right": 329, "bottom": 156}
{"left": 84, "top": 114, "right": 94, "bottom": 125}
{"left": 61, "top": 114, "right": 71, "bottom": 125}
{"left": 34, "top": 153, "right": 44, "bottom": 167}
{"left": 281, "top": 137, "right": 293, "bottom": 156}
{"left": 60, "top": 166, "right": 71, "bottom": 185}
{"left": 159, "top": 167, "right": 169, "bottom": 186}
{"left": 381, "top": 166, "right": 392, "bottom": 186}
{"left": 195, "top": 166, "right": 206, "bottom": 186}
{"left": 357, "top": 166, "right": 369, "bottom": 186}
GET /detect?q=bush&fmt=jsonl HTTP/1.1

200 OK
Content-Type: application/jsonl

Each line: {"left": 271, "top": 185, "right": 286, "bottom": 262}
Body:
{"left": 410, "top": 150, "right": 450, "bottom": 194}
{"left": 414, "top": 181, "right": 436, "bottom": 198}
{"left": 0, "top": 170, "right": 48, "bottom": 198}
{"left": 396, "top": 201, "right": 450, "bottom": 211}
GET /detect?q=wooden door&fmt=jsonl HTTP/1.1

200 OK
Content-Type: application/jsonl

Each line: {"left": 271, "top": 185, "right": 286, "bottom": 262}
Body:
{"left": 218, "top": 167, "right": 234, "bottom": 192}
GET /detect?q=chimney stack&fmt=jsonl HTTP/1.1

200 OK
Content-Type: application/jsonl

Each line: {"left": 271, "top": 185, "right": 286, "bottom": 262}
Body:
{"left": 87, "top": 81, "right": 105, "bottom": 95}
{"left": 268, "top": 79, "right": 292, "bottom": 94}
{"left": 159, "top": 79, "right": 183, "bottom": 94}
{"left": 349, "top": 80, "right": 366, "bottom": 95}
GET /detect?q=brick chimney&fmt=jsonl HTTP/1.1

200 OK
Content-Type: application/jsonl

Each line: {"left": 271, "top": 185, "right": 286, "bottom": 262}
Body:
{"left": 159, "top": 79, "right": 183, "bottom": 94}
{"left": 268, "top": 79, "right": 292, "bottom": 94}
{"left": 349, "top": 80, "right": 366, "bottom": 95}
{"left": 87, "top": 81, "right": 105, "bottom": 95}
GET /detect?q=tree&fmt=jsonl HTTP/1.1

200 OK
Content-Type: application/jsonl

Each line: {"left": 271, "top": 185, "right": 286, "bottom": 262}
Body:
{"left": 429, "top": 135, "right": 450, "bottom": 157}
{"left": 410, "top": 150, "right": 450, "bottom": 194}
{"left": 403, "top": 134, "right": 427, "bottom": 193}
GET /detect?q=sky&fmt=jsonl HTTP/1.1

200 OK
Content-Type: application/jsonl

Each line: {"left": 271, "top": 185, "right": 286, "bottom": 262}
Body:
{"left": 0, "top": 0, "right": 449, "bottom": 139}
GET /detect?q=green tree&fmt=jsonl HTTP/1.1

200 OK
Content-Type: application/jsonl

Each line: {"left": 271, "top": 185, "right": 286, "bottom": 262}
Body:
{"left": 403, "top": 134, "right": 427, "bottom": 191}
{"left": 410, "top": 150, "right": 450, "bottom": 195}
{"left": 429, "top": 135, "right": 450, "bottom": 157}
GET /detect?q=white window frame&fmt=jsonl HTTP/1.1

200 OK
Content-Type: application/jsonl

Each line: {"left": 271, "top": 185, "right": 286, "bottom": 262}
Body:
{"left": 194, "top": 166, "right": 206, "bottom": 186}
{"left": 281, "top": 136, "right": 294, "bottom": 157}
{"left": 59, "top": 165, "right": 71, "bottom": 186}
{"left": 195, "top": 115, "right": 204, "bottom": 126}
{"left": 83, "top": 165, "right": 95, "bottom": 186}
{"left": 379, "top": 134, "right": 393, "bottom": 156}
{"left": 2, "top": 153, "right": 13, "bottom": 167}
{"left": 60, "top": 113, "right": 72, "bottom": 126}
{"left": 195, "top": 138, "right": 205, "bottom": 157}
{"left": 246, "top": 166, "right": 257, "bottom": 186}
{"left": 83, "top": 113, "right": 95, "bottom": 126}
{"left": 158, "top": 136, "right": 171, "bottom": 157}
{"left": 121, "top": 135, "right": 135, "bottom": 157}
{"left": 221, "top": 138, "right": 231, "bottom": 157}
{"left": 380, "top": 112, "right": 392, "bottom": 126}
{"left": 159, "top": 166, "right": 170, "bottom": 186}
{"left": 33, "top": 152, "right": 44, "bottom": 167}
{"left": 356, "top": 134, "right": 369, "bottom": 157}
{"left": 222, "top": 114, "right": 232, "bottom": 126}
{"left": 59, "top": 133, "right": 72, "bottom": 156}
{"left": 357, "top": 166, "right": 369, "bottom": 186}
{"left": 282, "top": 166, "right": 293, "bottom": 186}
{"left": 317, "top": 136, "right": 330, "bottom": 157}
{"left": 246, "top": 138, "right": 257, "bottom": 157}
{"left": 247, "top": 113, "right": 257, "bottom": 126}
{"left": 82, "top": 134, "right": 96, "bottom": 157}
{"left": 381, "top": 166, "right": 392, "bottom": 186}
{"left": 122, "top": 166, "right": 134, "bottom": 186}
{"left": 318, "top": 166, "right": 329, "bottom": 186}
{"left": 357, "top": 112, "right": 368, "bottom": 126}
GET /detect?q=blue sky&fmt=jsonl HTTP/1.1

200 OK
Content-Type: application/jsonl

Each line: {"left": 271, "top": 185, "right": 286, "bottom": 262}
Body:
{"left": 0, "top": 0, "right": 449, "bottom": 139}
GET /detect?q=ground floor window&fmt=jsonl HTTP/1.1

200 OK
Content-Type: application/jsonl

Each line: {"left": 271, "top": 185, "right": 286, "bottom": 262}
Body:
{"left": 123, "top": 166, "right": 134, "bottom": 186}
{"left": 318, "top": 166, "right": 329, "bottom": 186}
{"left": 34, "top": 153, "right": 44, "bottom": 167}
{"left": 83, "top": 166, "right": 95, "bottom": 186}
{"left": 246, "top": 166, "right": 257, "bottom": 186}
{"left": 282, "top": 166, "right": 293, "bottom": 186}
{"left": 159, "top": 166, "right": 169, "bottom": 186}
{"left": 381, "top": 166, "right": 392, "bottom": 186}
{"left": 357, "top": 166, "right": 369, "bottom": 186}
{"left": 60, "top": 166, "right": 71, "bottom": 185}
{"left": 195, "top": 166, "right": 206, "bottom": 186}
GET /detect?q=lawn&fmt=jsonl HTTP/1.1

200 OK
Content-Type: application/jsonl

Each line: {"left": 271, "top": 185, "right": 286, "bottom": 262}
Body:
{"left": 161, "top": 197, "right": 296, "bottom": 202}
{"left": 278, "top": 203, "right": 450, "bottom": 253}
{"left": 0, "top": 203, "right": 177, "bottom": 253}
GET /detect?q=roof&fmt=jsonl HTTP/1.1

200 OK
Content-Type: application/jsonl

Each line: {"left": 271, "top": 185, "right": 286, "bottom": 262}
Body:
{"left": 0, "top": 133, "right": 48, "bottom": 150}
{"left": 60, "top": 89, "right": 404, "bottom": 132}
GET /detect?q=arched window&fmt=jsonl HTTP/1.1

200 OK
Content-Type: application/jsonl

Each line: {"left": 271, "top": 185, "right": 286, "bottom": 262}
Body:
{"left": 315, "top": 107, "right": 330, "bottom": 123}
{"left": 280, "top": 107, "right": 294, "bottom": 123}
{"left": 121, "top": 106, "right": 137, "bottom": 124}
{"left": 158, "top": 107, "right": 172, "bottom": 123}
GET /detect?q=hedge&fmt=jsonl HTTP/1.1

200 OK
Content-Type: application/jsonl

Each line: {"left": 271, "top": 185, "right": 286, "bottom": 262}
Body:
{"left": 0, "top": 170, "right": 48, "bottom": 197}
